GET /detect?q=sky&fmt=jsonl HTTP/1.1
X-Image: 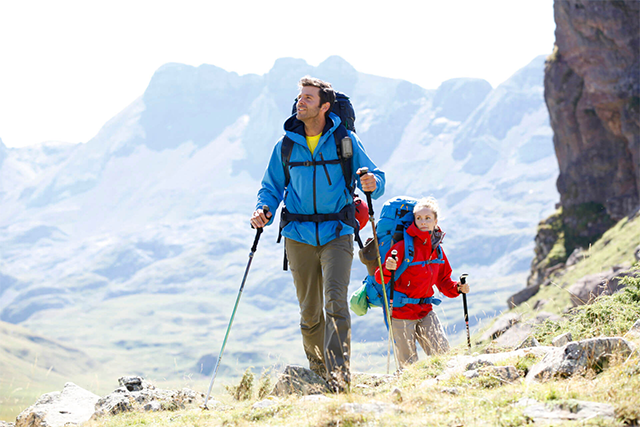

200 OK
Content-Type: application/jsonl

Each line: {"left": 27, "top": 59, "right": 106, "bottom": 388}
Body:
{"left": 0, "top": 0, "right": 556, "bottom": 148}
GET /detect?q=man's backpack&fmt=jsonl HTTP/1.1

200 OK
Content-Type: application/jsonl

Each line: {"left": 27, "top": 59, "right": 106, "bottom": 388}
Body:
{"left": 349, "top": 196, "right": 443, "bottom": 316}
{"left": 278, "top": 92, "right": 363, "bottom": 270}
{"left": 291, "top": 91, "right": 356, "bottom": 132}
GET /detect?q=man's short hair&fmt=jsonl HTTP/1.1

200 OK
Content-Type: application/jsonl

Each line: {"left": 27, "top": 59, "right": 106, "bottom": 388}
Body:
{"left": 298, "top": 76, "right": 336, "bottom": 113}
{"left": 414, "top": 197, "right": 440, "bottom": 220}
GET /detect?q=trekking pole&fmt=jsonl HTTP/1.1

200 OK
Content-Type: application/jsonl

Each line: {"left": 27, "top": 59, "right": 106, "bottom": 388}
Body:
{"left": 387, "top": 250, "right": 398, "bottom": 370}
{"left": 460, "top": 274, "right": 471, "bottom": 350}
{"left": 202, "top": 206, "right": 269, "bottom": 410}
{"left": 357, "top": 168, "right": 397, "bottom": 373}
{"left": 389, "top": 250, "right": 398, "bottom": 314}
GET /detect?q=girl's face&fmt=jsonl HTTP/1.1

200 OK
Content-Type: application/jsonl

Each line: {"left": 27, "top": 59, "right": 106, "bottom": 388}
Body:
{"left": 414, "top": 207, "right": 438, "bottom": 232}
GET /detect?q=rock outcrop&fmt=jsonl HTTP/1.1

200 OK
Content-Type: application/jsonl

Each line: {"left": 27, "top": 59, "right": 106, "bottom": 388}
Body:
{"left": 270, "top": 365, "right": 330, "bottom": 396}
{"left": 546, "top": 0, "right": 639, "bottom": 221}
{"left": 522, "top": 0, "right": 639, "bottom": 295}
{"left": 93, "top": 376, "right": 198, "bottom": 416}
{"left": 526, "top": 337, "right": 634, "bottom": 382}
{"left": 15, "top": 382, "right": 100, "bottom": 427}
{"left": 517, "top": 398, "right": 616, "bottom": 423}
{"left": 567, "top": 264, "right": 634, "bottom": 306}
{"left": 12, "top": 377, "right": 201, "bottom": 427}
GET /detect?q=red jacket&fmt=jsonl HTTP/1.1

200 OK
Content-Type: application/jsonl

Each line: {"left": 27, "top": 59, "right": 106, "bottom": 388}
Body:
{"left": 375, "top": 223, "right": 460, "bottom": 320}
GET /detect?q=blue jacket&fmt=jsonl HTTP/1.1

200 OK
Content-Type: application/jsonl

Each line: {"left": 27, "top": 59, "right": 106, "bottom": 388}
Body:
{"left": 257, "top": 112, "right": 385, "bottom": 246}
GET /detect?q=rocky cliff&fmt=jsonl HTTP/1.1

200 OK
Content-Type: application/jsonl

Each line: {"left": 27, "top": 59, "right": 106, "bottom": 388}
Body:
{"left": 528, "top": 0, "right": 639, "bottom": 287}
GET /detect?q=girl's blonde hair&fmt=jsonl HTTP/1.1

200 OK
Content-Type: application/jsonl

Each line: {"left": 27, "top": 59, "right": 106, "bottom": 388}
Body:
{"left": 413, "top": 197, "right": 440, "bottom": 220}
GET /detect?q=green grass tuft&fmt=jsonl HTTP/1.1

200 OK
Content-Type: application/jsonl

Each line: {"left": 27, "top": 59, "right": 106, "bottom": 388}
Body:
{"left": 532, "top": 267, "right": 640, "bottom": 344}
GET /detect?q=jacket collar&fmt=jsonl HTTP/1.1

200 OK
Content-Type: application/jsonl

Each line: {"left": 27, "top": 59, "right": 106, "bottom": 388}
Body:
{"left": 407, "top": 223, "right": 445, "bottom": 251}
{"left": 283, "top": 112, "right": 341, "bottom": 147}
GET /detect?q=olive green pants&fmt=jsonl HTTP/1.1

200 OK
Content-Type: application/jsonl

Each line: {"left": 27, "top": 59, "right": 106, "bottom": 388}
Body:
{"left": 391, "top": 310, "right": 450, "bottom": 369}
{"left": 285, "top": 235, "right": 353, "bottom": 383}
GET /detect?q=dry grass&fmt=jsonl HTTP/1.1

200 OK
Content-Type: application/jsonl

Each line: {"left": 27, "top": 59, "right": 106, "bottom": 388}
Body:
{"left": 81, "top": 334, "right": 640, "bottom": 427}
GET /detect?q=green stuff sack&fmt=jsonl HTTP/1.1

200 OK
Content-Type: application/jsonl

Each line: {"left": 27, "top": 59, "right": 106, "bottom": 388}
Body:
{"left": 349, "top": 282, "right": 369, "bottom": 316}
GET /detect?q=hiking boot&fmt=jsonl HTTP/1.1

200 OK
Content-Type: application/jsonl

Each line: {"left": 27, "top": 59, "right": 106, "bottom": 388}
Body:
{"left": 309, "top": 359, "right": 327, "bottom": 380}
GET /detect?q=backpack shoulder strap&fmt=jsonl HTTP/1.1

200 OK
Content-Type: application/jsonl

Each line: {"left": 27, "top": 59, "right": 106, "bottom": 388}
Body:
{"left": 394, "top": 228, "right": 415, "bottom": 280}
{"left": 281, "top": 136, "right": 294, "bottom": 188}
{"left": 334, "top": 124, "right": 355, "bottom": 195}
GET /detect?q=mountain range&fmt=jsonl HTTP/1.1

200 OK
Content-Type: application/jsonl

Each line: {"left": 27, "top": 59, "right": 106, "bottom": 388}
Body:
{"left": 0, "top": 54, "right": 558, "bottom": 386}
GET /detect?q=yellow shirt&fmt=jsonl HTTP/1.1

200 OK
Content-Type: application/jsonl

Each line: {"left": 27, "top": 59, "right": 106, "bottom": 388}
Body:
{"left": 306, "top": 133, "right": 321, "bottom": 155}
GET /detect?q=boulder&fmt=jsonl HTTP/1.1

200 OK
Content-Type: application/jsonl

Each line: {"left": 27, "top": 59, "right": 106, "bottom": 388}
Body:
{"left": 444, "top": 347, "right": 554, "bottom": 378}
{"left": 118, "top": 376, "right": 153, "bottom": 392}
{"left": 552, "top": 332, "right": 573, "bottom": 347}
{"left": 478, "top": 366, "right": 521, "bottom": 383}
{"left": 518, "top": 398, "right": 615, "bottom": 423}
{"left": 628, "top": 319, "right": 640, "bottom": 338}
{"left": 465, "top": 359, "right": 494, "bottom": 371}
{"left": 507, "top": 283, "right": 541, "bottom": 308}
{"left": 514, "top": 335, "right": 540, "bottom": 350}
{"left": 568, "top": 267, "right": 632, "bottom": 306}
{"left": 565, "top": 247, "right": 585, "bottom": 266}
{"left": 270, "top": 365, "right": 329, "bottom": 396}
{"left": 93, "top": 376, "right": 198, "bottom": 417}
{"left": 480, "top": 313, "right": 521, "bottom": 341}
{"left": 15, "top": 382, "right": 100, "bottom": 427}
{"left": 495, "top": 323, "right": 533, "bottom": 348}
{"left": 526, "top": 337, "right": 634, "bottom": 382}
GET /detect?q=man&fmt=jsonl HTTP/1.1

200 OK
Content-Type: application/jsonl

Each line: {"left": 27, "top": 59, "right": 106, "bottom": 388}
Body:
{"left": 250, "top": 76, "right": 385, "bottom": 391}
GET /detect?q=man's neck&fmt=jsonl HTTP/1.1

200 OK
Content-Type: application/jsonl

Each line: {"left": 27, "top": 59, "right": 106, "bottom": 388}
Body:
{"left": 303, "top": 116, "right": 326, "bottom": 137}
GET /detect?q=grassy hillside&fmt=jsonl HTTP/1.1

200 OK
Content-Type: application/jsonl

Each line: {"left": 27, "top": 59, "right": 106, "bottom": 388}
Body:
{"left": 469, "top": 211, "right": 640, "bottom": 355}
{"left": 0, "top": 321, "right": 105, "bottom": 420}
{"left": 514, "top": 211, "right": 639, "bottom": 318}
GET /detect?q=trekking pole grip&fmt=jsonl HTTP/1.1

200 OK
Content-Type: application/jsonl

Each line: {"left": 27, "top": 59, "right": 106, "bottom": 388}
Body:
{"left": 389, "top": 250, "right": 398, "bottom": 308}
{"left": 251, "top": 206, "right": 269, "bottom": 253}
{"left": 357, "top": 167, "right": 374, "bottom": 217}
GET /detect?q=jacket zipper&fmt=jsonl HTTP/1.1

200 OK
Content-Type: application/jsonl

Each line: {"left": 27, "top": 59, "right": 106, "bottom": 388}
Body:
{"left": 319, "top": 153, "right": 332, "bottom": 185}
{"left": 313, "top": 160, "right": 319, "bottom": 245}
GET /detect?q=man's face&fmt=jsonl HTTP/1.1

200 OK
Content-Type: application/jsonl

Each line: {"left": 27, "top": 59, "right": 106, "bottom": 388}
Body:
{"left": 414, "top": 207, "right": 438, "bottom": 233}
{"left": 296, "top": 86, "right": 328, "bottom": 122}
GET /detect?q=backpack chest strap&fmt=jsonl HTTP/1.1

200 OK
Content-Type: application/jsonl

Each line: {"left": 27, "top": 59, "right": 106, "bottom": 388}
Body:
{"left": 408, "top": 259, "right": 445, "bottom": 267}
{"left": 288, "top": 158, "right": 342, "bottom": 167}
{"left": 394, "top": 295, "right": 442, "bottom": 307}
